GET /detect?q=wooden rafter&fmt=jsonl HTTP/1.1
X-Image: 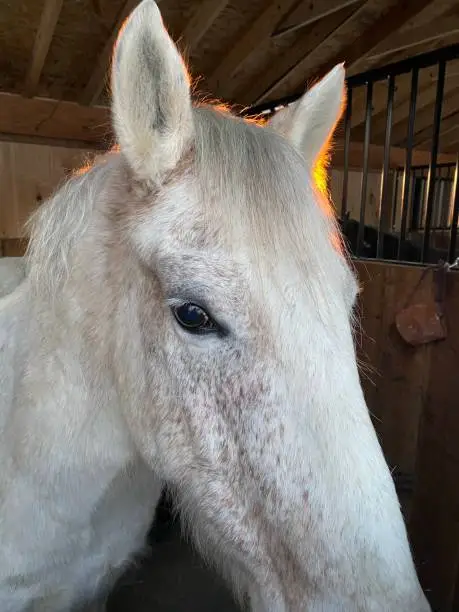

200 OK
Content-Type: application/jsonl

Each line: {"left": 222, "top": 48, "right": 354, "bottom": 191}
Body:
{"left": 273, "top": 0, "right": 361, "bottom": 38}
{"left": 365, "top": 15, "right": 459, "bottom": 64}
{"left": 206, "top": 0, "right": 299, "bottom": 98}
{"left": 352, "top": 0, "right": 459, "bottom": 72}
{"left": 236, "top": 2, "right": 361, "bottom": 106}
{"left": 179, "top": 0, "right": 229, "bottom": 52}
{"left": 356, "top": 36, "right": 459, "bottom": 77}
{"left": 23, "top": 0, "right": 64, "bottom": 97}
{"left": 1, "top": 89, "right": 457, "bottom": 164}
{"left": 0, "top": 93, "right": 110, "bottom": 149}
{"left": 253, "top": 0, "right": 437, "bottom": 106}
{"left": 80, "top": 0, "right": 139, "bottom": 107}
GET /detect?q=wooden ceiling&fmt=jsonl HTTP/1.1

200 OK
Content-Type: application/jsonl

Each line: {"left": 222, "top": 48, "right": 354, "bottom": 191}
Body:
{"left": 0, "top": 0, "right": 458, "bottom": 156}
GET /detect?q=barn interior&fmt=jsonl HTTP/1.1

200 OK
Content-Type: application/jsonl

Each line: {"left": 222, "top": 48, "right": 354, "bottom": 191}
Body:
{"left": 1, "top": 1, "right": 459, "bottom": 610}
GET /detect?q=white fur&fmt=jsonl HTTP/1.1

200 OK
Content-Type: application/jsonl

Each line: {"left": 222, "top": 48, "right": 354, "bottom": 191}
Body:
{"left": 0, "top": 1, "right": 431, "bottom": 611}
{"left": 267, "top": 64, "right": 345, "bottom": 167}
{"left": 111, "top": 0, "right": 193, "bottom": 181}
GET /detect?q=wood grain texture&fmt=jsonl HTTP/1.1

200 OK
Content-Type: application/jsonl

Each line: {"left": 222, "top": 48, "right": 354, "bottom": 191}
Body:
{"left": 252, "top": 0, "right": 437, "bottom": 104}
{"left": 0, "top": 238, "right": 27, "bottom": 257}
{"left": 0, "top": 141, "right": 89, "bottom": 239}
{"left": 273, "top": 0, "right": 361, "bottom": 38}
{"left": 180, "top": 0, "right": 229, "bottom": 52}
{"left": 80, "top": 0, "right": 140, "bottom": 106}
{"left": 23, "top": 0, "right": 64, "bottom": 97}
{"left": 354, "top": 261, "right": 433, "bottom": 475}
{"left": 207, "top": 0, "right": 299, "bottom": 97}
{"left": 0, "top": 93, "right": 111, "bottom": 147}
{"left": 353, "top": 260, "right": 459, "bottom": 612}
{"left": 409, "top": 267, "right": 459, "bottom": 612}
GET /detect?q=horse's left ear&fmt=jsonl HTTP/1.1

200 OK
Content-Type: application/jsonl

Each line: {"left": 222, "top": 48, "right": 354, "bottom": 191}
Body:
{"left": 111, "top": 0, "right": 194, "bottom": 180}
{"left": 267, "top": 64, "right": 346, "bottom": 167}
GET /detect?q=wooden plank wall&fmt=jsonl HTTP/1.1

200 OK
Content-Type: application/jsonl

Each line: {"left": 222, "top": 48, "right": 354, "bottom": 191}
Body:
{"left": 0, "top": 237, "right": 27, "bottom": 257}
{"left": 354, "top": 260, "right": 433, "bottom": 476}
{"left": 355, "top": 260, "right": 459, "bottom": 612}
{"left": 0, "top": 141, "right": 91, "bottom": 243}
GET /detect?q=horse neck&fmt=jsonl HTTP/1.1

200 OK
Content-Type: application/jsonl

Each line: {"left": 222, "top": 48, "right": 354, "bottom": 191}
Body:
{"left": 0, "top": 278, "right": 138, "bottom": 511}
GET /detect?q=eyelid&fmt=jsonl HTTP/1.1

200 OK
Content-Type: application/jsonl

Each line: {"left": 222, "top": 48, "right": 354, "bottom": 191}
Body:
{"left": 166, "top": 295, "right": 214, "bottom": 318}
{"left": 167, "top": 298, "right": 230, "bottom": 338}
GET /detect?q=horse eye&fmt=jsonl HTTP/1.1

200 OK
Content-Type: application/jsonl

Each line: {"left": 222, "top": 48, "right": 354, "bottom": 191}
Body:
{"left": 172, "top": 302, "right": 218, "bottom": 334}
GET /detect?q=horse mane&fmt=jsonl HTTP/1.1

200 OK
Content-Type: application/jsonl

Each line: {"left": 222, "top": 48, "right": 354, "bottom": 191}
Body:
{"left": 25, "top": 150, "right": 119, "bottom": 296}
{"left": 192, "top": 105, "right": 349, "bottom": 294}
{"left": 24, "top": 104, "right": 348, "bottom": 310}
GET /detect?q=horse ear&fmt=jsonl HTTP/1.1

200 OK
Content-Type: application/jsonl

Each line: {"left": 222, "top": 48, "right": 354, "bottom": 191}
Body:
{"left": 267, "top": 64, "right": 346, "bottom": 168}
{"left": 111, "top": 0, "right": 194, "bottom": 180}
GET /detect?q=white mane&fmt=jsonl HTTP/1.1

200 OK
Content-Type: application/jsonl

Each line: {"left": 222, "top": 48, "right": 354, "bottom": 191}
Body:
{"left": 25, "top": 153, "right": 115, "bottom": 297}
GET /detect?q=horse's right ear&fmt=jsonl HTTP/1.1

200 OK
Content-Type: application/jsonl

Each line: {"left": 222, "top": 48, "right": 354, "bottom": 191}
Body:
{"left": 111, "top": 0, "right": 194, "bottom": 181}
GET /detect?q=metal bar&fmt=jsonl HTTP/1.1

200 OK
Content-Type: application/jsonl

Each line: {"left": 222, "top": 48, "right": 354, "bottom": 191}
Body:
{"left": 391, "top": 169, "right": 399, "bottom": 230}
{"left": 400, "top": 163, "right": 455, "bottom": 172}
{"left": 357, "top": 80, "right": 373, "bottom": 256}
{"left": 434, "top": 178, "right": 442, "bottom": 228}
{"left": 340, "top": 85, "right": 353, "bottom": 222}
{"left": 244, "top": 43, "right": 459, "bottom": 117}
{"left": 377, "top": 74, "right": 395, "bottom": 259}
{"left": 398, "top": 67, "right": 419, "bottom": 260}
{"left": 422, "top": 60, "right": 446, "bottom": 263}
{"left": 448, "top": 155, "right": 459, "bottom": 263}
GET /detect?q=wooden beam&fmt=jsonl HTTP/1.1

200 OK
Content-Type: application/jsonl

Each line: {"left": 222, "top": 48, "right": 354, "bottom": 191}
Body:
{"left": 180, "top": 0, "right": 229, "bottom": 52}
{"left": 273, "top": 0, "right": 361, "bottom": 38}
{"left": 0, "top": 239, "right": 27, "bottom": 258}
{"left": 254, "top": 0, "right": 436, "bottom": 105}
{"left": 350, "top": 0, "right": 459, "bottom": 73}
{"left": 0, "top": 93, "right": 111, "bottom": 148}
{"left": 236, "top": 2, "right": 360, "bottom": 106}
{"left": 207, "top": 0, "right": 299, "bottom": 98}
{"left": 1, "top": 92, "right": 456, "bottom": 166}
{"left": 23, "top": 0, "right": 64, "bottom": 97}
{"left": 0, "top": 131, "right": 104, "bottom": 151}
{"left": 409, "top": 272, "right": 459, "bottom": 611}
{"left": 80, "top": 0, "right": 139, "bottom": 107}
{"left": 330, "top": 139, "right": 456, "bottom": 171}
{"left": 364, "top": 15, "right": 459, "bottom": 64}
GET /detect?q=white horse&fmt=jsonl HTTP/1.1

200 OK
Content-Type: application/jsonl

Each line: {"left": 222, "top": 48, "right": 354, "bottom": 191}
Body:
{"left": 0, "top": 1, "right": 431, "bottom": 611}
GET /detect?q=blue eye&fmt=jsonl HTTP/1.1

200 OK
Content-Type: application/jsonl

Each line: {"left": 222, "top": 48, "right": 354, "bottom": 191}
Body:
{"left": 172, "top": 302, "right": 218, "bottom": 334}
